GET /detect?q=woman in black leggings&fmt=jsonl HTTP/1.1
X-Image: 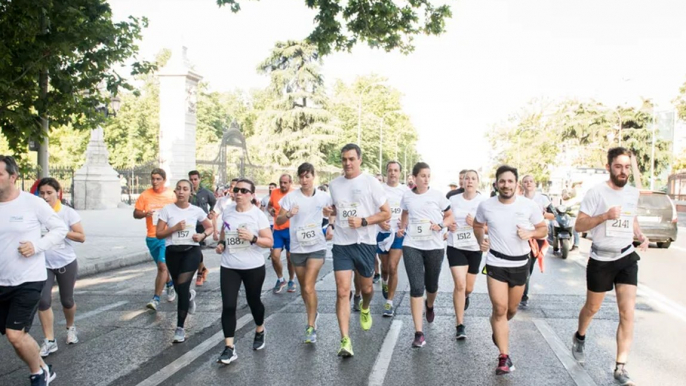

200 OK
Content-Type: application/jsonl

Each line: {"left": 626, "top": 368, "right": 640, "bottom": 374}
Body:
{"left": 156, "top": 180, "right": 213, "bottom": 343}
{"left": 215, "top": 179, "right": 273, "bottom": 365}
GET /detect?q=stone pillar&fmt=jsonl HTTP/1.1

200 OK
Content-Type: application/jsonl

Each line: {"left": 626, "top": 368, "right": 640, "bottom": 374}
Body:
{"left": 158, "top": 46, "right": 202, "bottom": 184}
{"left": 73, "top": 126, "right": 120, "bottom": 210}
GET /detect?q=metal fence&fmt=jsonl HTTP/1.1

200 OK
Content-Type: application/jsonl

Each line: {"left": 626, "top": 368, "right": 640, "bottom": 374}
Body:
{"left": 115, "top": 161, "right": 158, "bottom": 205}
{"left": 17, "top": 167, "right": 75, "bottom": 205}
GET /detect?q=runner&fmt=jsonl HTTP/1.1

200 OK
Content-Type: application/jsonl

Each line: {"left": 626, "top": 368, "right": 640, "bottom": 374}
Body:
{"left": 376, "top": 161, "right": 409, "bottom": 317}
{"left": 134, "top": 168, "right": 176, "bottom": 311}
{"left": 188, "top": 170, "right": 216, "bottom": 287}
{"left": 36, "top": 178, "right": 85, "bottom": 358}
{"left": 397, "top": 162, "right": 453, "bottom": 347}
{"left": 156, "top": 179, "right": 214, "bottom": 343}
{"left": 215, "top": 179, "right": 273, "bottom": 365}
{"left": 446, "top": 170, "right": 487, "bottom": 339}
{"left": 446, "top": 169, "right": 468, "bottom": 199}
{"left": 212, "top": 178, "right": 238, "bottom": 242}
{"left": 519, "top": 174, "right": 555, "bottom": 309}
{"left": 268, "top": 174, "right": 296, "bottom": 293}
{"left": 571, "top": 147, "right": 648, "bottom": 386}
{"left": 276, "top": 163, "right": 331, "bottom": 343}
{"left": 260, "top": 182, "right": 277, "bottom": 231}
{"left": 324, "top": 143, "right": 390, "bottom": 357}
{"left": 0, "top": 155, "right": 67, "bottom": 385}
{"left": 473, "top": 165, "right": 546, "bottom": 375}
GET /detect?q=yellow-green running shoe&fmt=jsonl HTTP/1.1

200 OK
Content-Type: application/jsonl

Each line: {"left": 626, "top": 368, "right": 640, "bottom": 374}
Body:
{"left": 338, "top": 336, "right": 354, "bottom": 357}
{"left": 360, "top": 306, "right": 373, "bottom": 330}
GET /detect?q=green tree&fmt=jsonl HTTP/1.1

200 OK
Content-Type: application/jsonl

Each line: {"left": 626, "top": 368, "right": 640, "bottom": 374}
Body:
{"left": 216, "top": 0, "right": 452, "bottom": 55}
{"left": 0, "top": 0, "right": 153, "bottom": 155}
{"left": 250, "top": 40, "right": 340, "bottom": 168}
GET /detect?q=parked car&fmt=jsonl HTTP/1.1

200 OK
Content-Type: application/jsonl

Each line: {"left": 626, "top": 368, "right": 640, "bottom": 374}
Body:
{"left": 635, "top": 190, "right": 678, "bottom": 248}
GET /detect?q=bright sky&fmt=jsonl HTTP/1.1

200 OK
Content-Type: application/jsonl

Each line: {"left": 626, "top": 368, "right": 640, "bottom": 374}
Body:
{"left": 111, "top": 0, "right": 686, "bottom": 189}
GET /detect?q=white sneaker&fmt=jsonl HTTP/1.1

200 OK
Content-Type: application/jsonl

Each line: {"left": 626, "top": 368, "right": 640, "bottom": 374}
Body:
{"left": 40, "top": 339, "right": 58, "bottom": 357}
{"left": 173, "top": 327, "right": 186, "bottom": 343}
{"left": 189, "top": 289, "right": 197, "bottom": 315}
{"left": 146, "top": 298, "right": 159, "bottom": 311}
{"left": 66, "top": 326, "right": 79, "bottom": 344}
{"left": 166, "top": 285, "right": 176, "bottom": 302}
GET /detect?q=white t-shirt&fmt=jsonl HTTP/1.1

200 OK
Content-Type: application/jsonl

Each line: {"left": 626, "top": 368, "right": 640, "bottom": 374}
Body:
{"left": 279, "top": 189, "right": 332, "bottom": 253}
{"left": 380, "top": 183, "right": 409, "bottom": 234}
{"left": 329, "top": 173, "right": 387, "bottom": 246}
{"left": 448, "top": 193, "right": 488, "bottom": 251}
{"left": 400, "top": 188, "right": 451, "bottom": 250}
{"left": 44, "top": 205, "right": 81, "bottom": 269}
{"left": 260, "top": 194, "right": 273, "bottom": 226}
{"left": 220, "top": 205, "right": 270, "bottom": 269}
{"left": 158, "top": 204, "right": 208, "bottom": 247}
{"left": 214, "top": 196, "right": 234, "bottom": 216}
{"left": 530, "top": 193, "right": 551, "bottom": 214}
{"left": 579, "top": 182, "right": 639, "bottom": 261}
{"left": 475, "top": 195, "right": 544, "bottom": 268}
{"left": 0, "top": 192, "right": 68, "bottom": 286}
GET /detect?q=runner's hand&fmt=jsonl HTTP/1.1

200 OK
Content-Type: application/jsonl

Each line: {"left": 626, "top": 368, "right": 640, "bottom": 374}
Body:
{"left": 379, "top": 220, "right": 391, "bottom": 232}
{"left": 237, "top": 227, "right": 254, "bottom": 241}
{"left": 605, "top": 206, "right": 621, "bottom": 220}
{"left": 348, "top": 217, "right": 362, "bottom": 228}
{"left": 326, "top": 226, "right": 334, "bottom": 241}
{"left": 192, "top": 233, "right": 204, "bottom": 242}
{"left": 448, "top": 223, "right": 457, "bottom": 232}
{"left": 479, "top": 238, "right": 489, "bottom": 252}
{"left": 638, "top": 233, "right": 649, "bottom": 251}
{"left": 208, "top": 211, "right": 215, "bottom": 220}
{"left": 213, "top": 231, "right": 219, "bottom": 241}
{"left": 289, "top": 205, "right": 299, "bottom": 216}
{"left": 465, "top": 214, "right": 474, "bottom": 227}
{"left": 175, "top": 220, "right": 186, "bottom": 232}
{"left": 18, "top": 241, "right": 35, "bottom": 257}
{"left": 216, "top": 243, "right": 225, "bottom": 254}
{"left": 269, "top": 208, "right": 276, "bottom": 217}
{"left": 397, "top": 229, "right": 406, "bottom": 238}
{"left": 322, "top": 205, "right": 334, "bottom": 216}
{"left": 429, "top": 222, "right": 442, "bottom": 232}
{"left": 516, "top": 224, "right": 532, "bottom": 240}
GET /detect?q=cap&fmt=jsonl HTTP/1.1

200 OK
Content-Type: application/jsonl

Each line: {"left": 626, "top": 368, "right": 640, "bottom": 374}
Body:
{"left": 449, "top": 182, "right": 458, "bottom": 187}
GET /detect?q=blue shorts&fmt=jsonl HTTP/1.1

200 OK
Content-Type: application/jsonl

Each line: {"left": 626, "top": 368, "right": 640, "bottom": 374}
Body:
{"left": 146, "top": 237, "right": 166, "bottom": 264}
{"left": 376, "top": 232, "right": 404, "bottom": 254}
{"left": 332, "top": 244, "right": 376, "bottom": 278}
{"left": 273, "top": 228, "right": 291, "bottom": 251}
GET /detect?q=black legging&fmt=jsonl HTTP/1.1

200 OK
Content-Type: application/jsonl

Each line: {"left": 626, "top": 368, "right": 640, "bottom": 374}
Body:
{"left": 221, "top": 265, "right": 266, "bottom": 338}
{"left": 166, "top": 246, "right": 202, "bottom": 328}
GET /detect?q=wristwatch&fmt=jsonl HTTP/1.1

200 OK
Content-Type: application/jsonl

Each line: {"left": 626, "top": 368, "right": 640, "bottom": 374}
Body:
{"left": 250, "top": 235, "right": 258, "bottom": 245}
{"left": 361, "top": 218, "right": 368, "bottom": 227}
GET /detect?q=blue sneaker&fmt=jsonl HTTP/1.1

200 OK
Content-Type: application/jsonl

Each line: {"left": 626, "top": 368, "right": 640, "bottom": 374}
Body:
{"left": 273, "top": 279, "right": 286, "bottom": 294}
{"left": 287, "top": 280, "right": 297, "bottom": 293}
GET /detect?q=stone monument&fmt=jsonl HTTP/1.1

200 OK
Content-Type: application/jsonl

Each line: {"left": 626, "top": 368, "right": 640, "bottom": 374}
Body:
{"left": 73, "top": 126, "right": 120, "bottom": 209}
{"left": 158, "top": 46, "right": 202, "bottom": 183}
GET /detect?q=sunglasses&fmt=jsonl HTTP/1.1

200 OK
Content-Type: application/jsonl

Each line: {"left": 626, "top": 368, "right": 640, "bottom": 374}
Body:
{"left": 233, "top": 187, "right": 252, "bottom": 194}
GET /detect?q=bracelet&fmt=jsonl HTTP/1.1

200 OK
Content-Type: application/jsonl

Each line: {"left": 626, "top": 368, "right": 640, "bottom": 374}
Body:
{"left": 218, "top": 240, "right": 226, "bottom": 247}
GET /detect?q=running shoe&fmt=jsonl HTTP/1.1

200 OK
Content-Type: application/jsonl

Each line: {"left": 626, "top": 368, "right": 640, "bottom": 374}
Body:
{"left": 373, "top": 273, "right": 381, "bottom": 284}
{"left": 337, "top": 337, "right": 354, "bottom": 357}
{"left": 571, "top": 334, "right": 585, "bottom": 364}
{"left": 495, "top": 354, "right": 515, "bottom": 375}
{"left": 425, "top": 300, "right": 435, "bottom": 323}
{"left": 253, "top": 330, "right": 266, "bottom": 350}
{"left": 287, "top": 280, "right": 297, "bottom": 293}
{"left": 304, "top": 326, "right": 317, "bottom": 343}
{"left": 66, "top": 326, "right": 79, "bottom": 345}
{"left": 360, "top": 306, "right": 372, "bottom": 330}
{"left": 382, "top": 282, "right": 389, "bottom": 299}
{"left": 166, "top": 285, "right": 176, "bottom": 302}
{"left": 456, "top": 324, "right": 467, "bottom": 340}
{"left": 518, "top": 299, "right": 528, "bottom": 309}
{"left": 464, "top": 295, "right": 470, "bottom": 311}
{"left": 195, "top": 269, "right": 205, "bottom": 286}
{"left": 189, "top": 289, "right": 197, "bottom": 315}
{"left": 383, "top": 303, "right": 394, "bottom": 317}
{"left": 29, "top": 364, "right": 56, "bottom": 386}
{"left": 273, "top": 279, "right": 286, "bottom": 294}
{"left": 146, "top": 298, "right": 159, "bottom": 311}
{"left": 173, "top": 327, "right": 185, "bottom": 343}
{"left": 614, "top": 365, "right": 636, "bottom": 386}
{"left": 353, "top": 295, "right": 361, "bottom": 312}
{"left": 39, "top": 339, "right": 58, "bottom": 358}
{"left": 217, "top": 346, "right": 237, "bottom": 365}
{"left": 412, "top": 332, "right": 426, "bottom": 348}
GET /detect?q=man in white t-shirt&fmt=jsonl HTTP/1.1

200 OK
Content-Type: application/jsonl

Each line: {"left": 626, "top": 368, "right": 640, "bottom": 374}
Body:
{"left": 0, "top": 155, "right": 68, "bottom": 385}
{"left": 474, "top": 165, "right": 547, "bottom": 376}
{"left": 260, "top": 182, "right": 277, "bottom": 230}
{"left": 323, "top": 143, "right": 390, "bottom": 358}
{"left": 571, "top": 147, "right": 648, "bottom": 386}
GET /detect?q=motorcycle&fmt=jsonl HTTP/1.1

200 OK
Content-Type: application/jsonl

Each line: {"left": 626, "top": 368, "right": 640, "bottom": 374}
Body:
{"left": 550, "top": 204, "right": 576, "bottom": 259}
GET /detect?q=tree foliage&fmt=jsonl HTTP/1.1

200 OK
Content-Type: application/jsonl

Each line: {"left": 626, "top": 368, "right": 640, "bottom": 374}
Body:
{"left": 0, "top": 0, "right": 153, "bottom": 156}
{"left": 216, "top": 0, "right": 452, "bottom": 55}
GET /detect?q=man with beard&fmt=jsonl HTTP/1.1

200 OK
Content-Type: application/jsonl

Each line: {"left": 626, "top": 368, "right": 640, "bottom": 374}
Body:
{"left": 571, "top": 147, "right": 648, "bottom": 386}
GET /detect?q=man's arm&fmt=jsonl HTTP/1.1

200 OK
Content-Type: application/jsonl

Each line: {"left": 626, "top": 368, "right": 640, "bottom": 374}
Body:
{"left": 366, "top": 202, "right": 391, "bottom": 225}
{"left": 575, "top": 208, "right": 617, "bottom": 233}
{"left": 207, "top": 190, "right": 217, "bottom": 211}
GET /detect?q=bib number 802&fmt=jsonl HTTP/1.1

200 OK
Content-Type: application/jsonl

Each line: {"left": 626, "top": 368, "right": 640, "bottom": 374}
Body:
{"left": 342, "top": 209, "right": 357, "bottom": 218}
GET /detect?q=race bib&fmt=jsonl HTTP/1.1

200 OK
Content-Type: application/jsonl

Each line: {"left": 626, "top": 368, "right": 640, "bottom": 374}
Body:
{"left": 408, "top": 220, "right": 432, "bottom": 241}
{"left": 225, "top": 230, "right": 250, "bottom": 252}
{"left": 171, "top": 224, "right": 195, "bottom": 245}
{"left": 151, "top": 210, "right": 160, "bottom": 226}
{"left": 338, "top": 203, "right": 360, "bottom": 229}
{"left": 452, "top": 226, "right": 475, "bottom": 248}
{"left": 390, "top": 202, "right": 402, "bottom": 221}
{"left": 605, "top": 215, "right": 633, "bottom": 237}
{"left": 296, "top": 223, "right": 319, "bottom": 246}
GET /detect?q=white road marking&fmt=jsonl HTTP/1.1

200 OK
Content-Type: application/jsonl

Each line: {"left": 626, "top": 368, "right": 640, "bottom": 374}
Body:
{"left": 533, "top": 319, "right": 597, "bottom": 386}
{"left": 60, "top": 301, "right": 129, "bottom": 325}
{"left": 368, "top": 320, "right": 403, "bottom": 386}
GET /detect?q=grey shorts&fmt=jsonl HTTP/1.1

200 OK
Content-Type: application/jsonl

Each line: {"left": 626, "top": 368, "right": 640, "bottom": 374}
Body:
{"left": 290, "top": 250, "right": 326, "bottom": 267}
{"left": 332, "top": 244, "right": 376, "bottom": 278}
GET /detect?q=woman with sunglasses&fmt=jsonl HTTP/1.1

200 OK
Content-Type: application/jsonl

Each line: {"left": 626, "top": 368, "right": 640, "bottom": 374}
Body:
{"left": 156, "top": 180, "right": 213, "bottom": 343}
{"left": 216, "top": 179, "right": 273, "bottom": 365}
{"left": 36, "top": 178, "right": 85, "bottom": 358}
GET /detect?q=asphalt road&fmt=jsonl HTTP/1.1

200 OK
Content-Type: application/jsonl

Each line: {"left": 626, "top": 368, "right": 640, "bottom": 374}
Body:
{"left": 1, "top": 241, "right": 685, "bottom": 386}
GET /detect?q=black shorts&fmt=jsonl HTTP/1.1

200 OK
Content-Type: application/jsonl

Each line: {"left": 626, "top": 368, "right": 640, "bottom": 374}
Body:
{"left": 332, "top": 244, "right": 376, "bottom": 278}
{"left": 447, "top": 247, "right": 482, "bottom": 274}
{"left": 0, "top": 281, "right": 45, "bottom": 335}
{"left": 586, "top": 252, "right": 639, "bottom": 293}
{"left": 485, "top": 264, "right": 529, "bottom": 288}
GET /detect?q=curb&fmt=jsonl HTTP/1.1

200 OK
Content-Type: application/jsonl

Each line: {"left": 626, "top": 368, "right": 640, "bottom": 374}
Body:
{"left": 77, "top": 250, "right": 152, "bottom": 279}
